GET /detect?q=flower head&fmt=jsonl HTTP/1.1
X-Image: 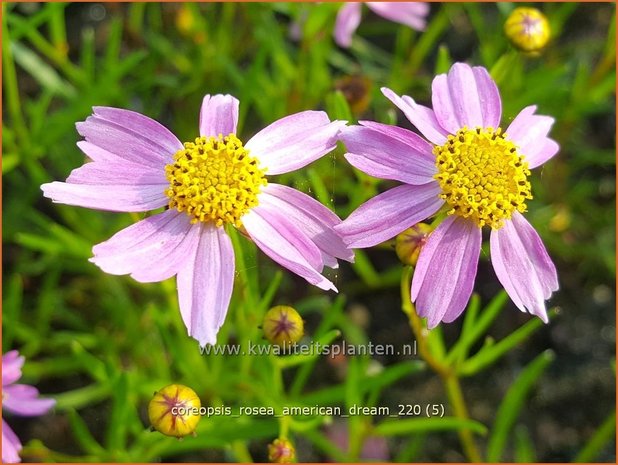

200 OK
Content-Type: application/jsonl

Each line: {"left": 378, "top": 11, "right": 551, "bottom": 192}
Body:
{"left": 334, "top": 2, "right": 429, "bottom": 48}
{"left": 336, "top": 62, "right": 559, "bottom": 327}
{"left": 2, "top": 351, "right": 56, "bottom": 463}
{"left": 42, "top": 95, "right": 352, "bottom": 347}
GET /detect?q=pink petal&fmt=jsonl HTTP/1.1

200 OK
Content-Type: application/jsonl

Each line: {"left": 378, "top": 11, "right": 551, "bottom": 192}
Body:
{"left": 472, "top": 66, "right": 502, "bottom": 129}
{"left": 341, "top": 124, "right": 437, "bottom": 185}
{"left": 3, "top": 385, "right": 55, "bottom": 417}
{"left": 177, "top": 224, "right": 235, "bottom": 347}
{"left": 199, "top": 94, "right": 239, "bottom": 138}
{"left": 261, "top": 184, "right": 354, "bottom": 265}
{"left": 381, "top": 87, "right": 448, "bottom": 145}
{"left": 359, "top": 120, "right": 435, "bottom": 161}
{"left": 336, "top": 183, "right": 443, "bottom": 248}
{"left": 334, "top": 3, "right": 362, "bottom": 48}
{"left": 2, "top": 351, "right": 24, "bottom": 386}
{"left": 411, "top": 216, "right": 482, "bottom": 328}
{"left": 490, "top": 212, "right": 558, "bottom": 322}
{"left": 366, "top": 2, "right": 428, "bottom": 31}
{"left": 242, "top": 209, "right": 337, "bottom": 292}
{"left": 66, "top": 160, "right": 167, "bottom": 186}
{"left": 248, "top": 202, "right": 324, "bottom": 272}
{"left": 505, "top": 105, "right": 559, "bottom": 169}
{"left": 90, "top": 209, "right": 200, "bottom": 282}
{"left": 431, "top": 63, "right": 502, "bottom": 133}
{"left": 246, "top": 111, "right": 346, "bottom": 175}
{"left": 2, "top": 419, "right": 22, "bottom": 464}
{"left": 41, "top": 181, "right": 168, "bottom": 212}
{"left": 76, "top": 108, "right": 181, "bottom": 169}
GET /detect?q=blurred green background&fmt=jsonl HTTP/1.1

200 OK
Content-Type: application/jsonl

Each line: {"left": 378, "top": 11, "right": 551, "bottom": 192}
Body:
{"left": 2, "top": 2, "right": 615, "bottom": 463}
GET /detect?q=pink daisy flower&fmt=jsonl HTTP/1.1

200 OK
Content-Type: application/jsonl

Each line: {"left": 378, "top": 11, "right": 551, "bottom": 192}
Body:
{"left": 2, "top": 351, "right": 56, "bottom": 463}
{"left": 334, "top": 2, "right": 429, "bottom": 48}
{"left": 336, "top": 62, "right": 559, "bottom": 327}
{"left": 42, "top": 95, "right": 352, "bottom": 347}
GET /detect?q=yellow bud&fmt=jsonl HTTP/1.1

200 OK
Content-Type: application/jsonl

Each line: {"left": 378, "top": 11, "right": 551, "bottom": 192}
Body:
{"left": 395, "top": 223, "right": 433, "bottom": 266}
{"left": 175, "top": 5, "right": 195, "bottom": 36}
{"left": 504, "top": 7, "right": 550, "bottom": 53}
{"left": 549, "top": 205, "right": 571, "bottom": 233}
{"left": 262, "top": 306, "right": 304, "bottom": 347}
{"left": 268, "top": 438, "right": 296, "bottom": 463}
{"left": 148, "top": 384, "right": 201, "bottom": 438}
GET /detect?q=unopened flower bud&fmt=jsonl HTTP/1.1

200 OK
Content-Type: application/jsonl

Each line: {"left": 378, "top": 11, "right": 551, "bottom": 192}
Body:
{"left": 268, "top": 438, "right": 296, "bottom": 463}
{"left": 504, "top": 7, "right": 550, "bottom": 53}
{"left": 334, "top": 75, "right": 372, "bottom": 115}
{"left": 262, "top": 306, "right": 304, "bottom": 347}
{"left": 148, "top": 384, "right": 201, "bottom": 438}
{"left": 395, "top": 223, "right": 432, "bottom": 266}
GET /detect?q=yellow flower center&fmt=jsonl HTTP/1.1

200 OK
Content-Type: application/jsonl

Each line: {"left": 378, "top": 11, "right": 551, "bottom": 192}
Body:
{"left": 433, "top": 127, "right": 532, "bottom": 229}
{"left": 165, "top": 134, "right": 267, "bottom": 227}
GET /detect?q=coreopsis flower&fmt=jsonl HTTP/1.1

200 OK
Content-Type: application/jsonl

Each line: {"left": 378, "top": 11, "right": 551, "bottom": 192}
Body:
{"left": 2, "top": 351, "right": 56, "bottom": 463}
{"left": 336, "top": 62, "right": 559, "bottom": 327}
{"left": 334, "top": 2, "right": 429, "bottom": 48}
{"left": 42, "top": 95, "right": 352, "bottom": 347}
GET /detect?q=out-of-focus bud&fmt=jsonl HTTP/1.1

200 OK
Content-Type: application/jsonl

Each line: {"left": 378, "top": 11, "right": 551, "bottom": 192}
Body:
{"left": 549, "top": 204, "right": 571, "bottom": 233}
{"left": 268, "top": 438, "right": 296, "bottom": 463}
{"left": 262, "top": 306, "right": 304, "bottom": 347}
{"left": 175, "top": 4, "right": 206, "bottom": 44}
{"left": 334, "top": 75, "right": 373, "bottom": 115}
{"left": 395, "top": 223, "right": 433, "bottom": 266}
{"left": 148, "top": 384, "right": 201, "bottom": 438}
{"left": 504, "top": 7, "right": 550, "bottom": 53}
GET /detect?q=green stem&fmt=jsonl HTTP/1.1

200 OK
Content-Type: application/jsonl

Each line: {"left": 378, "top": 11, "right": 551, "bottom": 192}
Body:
{"left": 400, "top": 266, "right": 482, "bottom": 462}
{"left": 2, "top": 8, "right": 29, "bottom": 146}
{"left": 444, "top": 374, "right": 482, "bottom": 462}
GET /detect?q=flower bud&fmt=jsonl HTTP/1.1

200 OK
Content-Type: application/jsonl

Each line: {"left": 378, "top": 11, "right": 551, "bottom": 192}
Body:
{"left": 334, "top": 75, "right": 372, "bottom": 115}
{"left": 504, "top": 7, "right": 550, "bottom": 53}
{"left": 268, "top": 438, "right": 296, "bottom": 463}
{"left": 148, "top": 384, "right": 201, "bottom": 438}
{"left": 395, "top": 223, "right": 432, "bottom": 266}
{"left": 262, "top": 306, "right": 304, "bottom": 347}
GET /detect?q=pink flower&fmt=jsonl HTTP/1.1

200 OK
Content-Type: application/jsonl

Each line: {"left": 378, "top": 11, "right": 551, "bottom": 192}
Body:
{"left": 42, "top": 95, "right": 352, "bottom": 347}
{"left": 334, "top": 2, "right": 429, "bottom": 48}
{"left": 336, "top": 62, "right": 559, "bottom": 327}
{"left": 2, "top": 351, "right": 56, "bottom": 463}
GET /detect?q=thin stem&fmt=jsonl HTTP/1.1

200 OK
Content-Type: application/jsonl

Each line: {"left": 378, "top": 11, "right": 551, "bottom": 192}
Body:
{"left": 2, "top": 8, "right": 29, "bottom": 146}
{"left": 400, "top": 267, "right": 448, "bottom": 377}
{"left": 400, "top": 266, "right": 482, "bottom": 462}
{"left": 444, "top": 374, "right": 482, "bottom": 462}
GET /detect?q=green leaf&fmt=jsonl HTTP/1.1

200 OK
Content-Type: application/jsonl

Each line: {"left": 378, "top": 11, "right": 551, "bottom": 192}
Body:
{"left": 105, "top": 372, "right": 131, "bottom": 450}
{"left": 486, "top": 350, "right": 554, "bottom": 462}
{"left": 447, "top": 291, "right": 508, "bottom": 365}
{"left": 514, "top": 424, "right": 537, "bottom": 462}
{"left": 374, "top": 417, "right": 488, "bottom": 436}
{"left": 54, "top": 383, "right": 111, "bottom": 411}
{"left": 458, "top": 309, "right": 551, "bottom": 376}
{"left": 574, "top": 410, "right": 616, "bottom": 462}
{"left": 325, "top": 90, "right": 354, "bottom": 122}
{"left": 67, "top": 409, "right": 105, "bottom": 455}
{"left": 434, "top": 44, "right": 452, "bottom": 74}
